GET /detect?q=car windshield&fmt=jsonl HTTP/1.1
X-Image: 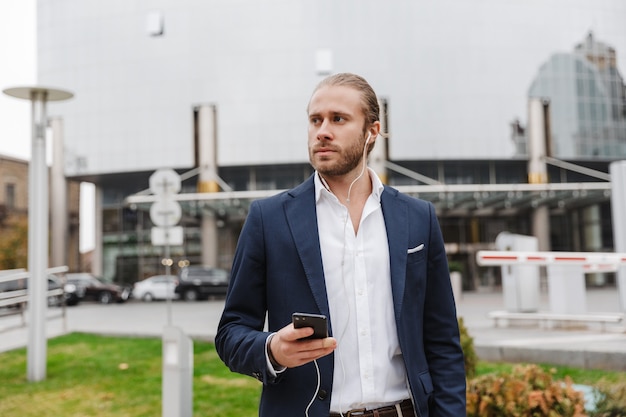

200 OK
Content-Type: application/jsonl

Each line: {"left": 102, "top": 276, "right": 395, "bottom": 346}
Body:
{"left": 68, "top": 275, "right": 105, "bottom": 287}
{"left": 182, "top": 267, "right": 228, "bottom": 280}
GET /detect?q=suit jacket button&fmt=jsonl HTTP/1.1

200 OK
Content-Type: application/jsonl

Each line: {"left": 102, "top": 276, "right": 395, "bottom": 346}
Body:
{"left": 317, "top": 389, "right": 328, "bottom": 400}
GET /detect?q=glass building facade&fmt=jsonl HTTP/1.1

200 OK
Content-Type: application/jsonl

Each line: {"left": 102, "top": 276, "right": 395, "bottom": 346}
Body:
{"left": 528, "top": 33, "right": 626, "bottom": 158}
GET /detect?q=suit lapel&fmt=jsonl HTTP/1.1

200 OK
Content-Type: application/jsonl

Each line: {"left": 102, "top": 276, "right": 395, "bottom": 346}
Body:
{"left": 284, "top": 177, "right": 330, "bottom": 317}
{"left": 381, "top": 186, "right": 409, "bottom": 318}
{"left": 282, "top": 181, "right": 408, "bottom": 323}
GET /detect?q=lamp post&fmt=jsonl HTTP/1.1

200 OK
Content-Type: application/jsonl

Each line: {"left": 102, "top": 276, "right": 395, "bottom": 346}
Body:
{"left": 2, "top": 86, "right": 73, "bottom": 382}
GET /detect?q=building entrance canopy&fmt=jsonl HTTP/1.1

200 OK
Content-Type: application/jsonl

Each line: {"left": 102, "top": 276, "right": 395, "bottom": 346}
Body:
{"left": 125, "top": 181, "right": 611, "bottom": 219}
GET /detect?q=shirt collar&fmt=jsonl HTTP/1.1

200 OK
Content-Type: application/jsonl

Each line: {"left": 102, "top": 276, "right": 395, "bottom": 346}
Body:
{"left": 314, "top": 168, "right": 384, "bottom": 203}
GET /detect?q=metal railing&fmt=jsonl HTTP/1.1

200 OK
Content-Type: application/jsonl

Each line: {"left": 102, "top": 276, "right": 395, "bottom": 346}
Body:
{"left": 0, "top": 266, "right": 70, "bottom": 331}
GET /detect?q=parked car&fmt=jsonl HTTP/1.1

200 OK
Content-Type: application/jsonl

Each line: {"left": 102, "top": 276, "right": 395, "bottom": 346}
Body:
{"left": 66, "top": 272, "right": 131, "bottom": 304}
{"left": 49, "top": 274, "right": 84, "bottom": 306}
{"left": 133, "top": 275, "right": 178, "bottom": 302}
{"left": 0, "top": 273, "right": 82, "bottom": 307}
{"left": 175, "top": 266, "right": 230, "bottom": 301}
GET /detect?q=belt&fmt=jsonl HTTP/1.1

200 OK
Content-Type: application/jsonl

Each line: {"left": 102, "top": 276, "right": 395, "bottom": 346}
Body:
{"left": 329, "top": 399, "right": 415, "bottom": 417}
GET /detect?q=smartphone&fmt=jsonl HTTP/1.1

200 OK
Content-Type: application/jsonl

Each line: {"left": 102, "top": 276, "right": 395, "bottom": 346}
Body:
{"left": 292, "top": 312, "right": 328, "bottom": 340}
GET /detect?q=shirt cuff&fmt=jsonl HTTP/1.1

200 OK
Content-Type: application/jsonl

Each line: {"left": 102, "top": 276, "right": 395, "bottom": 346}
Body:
{"left": 265, "top": 333, "right": 287, "bottom": 375}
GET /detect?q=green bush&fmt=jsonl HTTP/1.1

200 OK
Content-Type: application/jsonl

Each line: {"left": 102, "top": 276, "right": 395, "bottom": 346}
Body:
{"left": 459, "top": 317, "right": 477, "bottom": 379}
{"left": 448, "top": 260, "right": 463, "bottom": 273}
{"left": 591, "top": 380, "right": 626, "bottom": 417}
{"left": 466, "top": 364, "right": 588, "bottom": 417}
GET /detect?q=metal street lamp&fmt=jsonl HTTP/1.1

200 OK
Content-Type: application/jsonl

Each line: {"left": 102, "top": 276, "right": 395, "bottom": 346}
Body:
{"left": 2, "top": 86, "right": 73, "bottom": 382}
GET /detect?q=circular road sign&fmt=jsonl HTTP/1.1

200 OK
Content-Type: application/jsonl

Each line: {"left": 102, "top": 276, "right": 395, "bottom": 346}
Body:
{"left": 149, "top": 169, "right": 181, "bottom": 195}
{"left": 150, "top": 199, "right": 182, "bottom": 227}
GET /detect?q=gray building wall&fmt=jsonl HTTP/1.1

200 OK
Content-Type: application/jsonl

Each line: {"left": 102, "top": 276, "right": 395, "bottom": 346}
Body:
{"left": 0, "top": 155, "right": 28, "bottom": 213}
{"left": 37, "top": 0, "right": 626, "bottom": 177}
{"left": 35, "top": 1, "right": 626, "bottom": 285}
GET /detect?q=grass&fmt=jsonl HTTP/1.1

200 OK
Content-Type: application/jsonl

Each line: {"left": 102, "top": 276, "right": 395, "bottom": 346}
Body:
{"left": 0, "top": 333, "right": 261, "bottom": 417}
{"left": 0, "top": 333, "right": 624, "bottom": 416}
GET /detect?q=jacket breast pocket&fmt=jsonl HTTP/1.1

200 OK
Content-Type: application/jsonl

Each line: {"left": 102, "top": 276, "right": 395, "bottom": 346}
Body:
{"left": 407, "top": 244, "right": 425, "bottom": 265}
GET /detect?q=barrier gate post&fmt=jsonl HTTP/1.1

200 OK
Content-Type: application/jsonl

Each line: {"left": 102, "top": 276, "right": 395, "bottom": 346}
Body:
{"left": 610, "top": 161, "right": 626, "bottom": 314}
{"left": 495, "top": 232, "right": 540, "bottom": 312}
{"left": 546, "top": 265, "right": 586, "bottom": 314}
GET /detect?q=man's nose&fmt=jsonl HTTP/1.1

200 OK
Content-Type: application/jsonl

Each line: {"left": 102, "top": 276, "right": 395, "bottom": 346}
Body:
{"left": 316, "top": 119, "right": 332, "bottom": 141}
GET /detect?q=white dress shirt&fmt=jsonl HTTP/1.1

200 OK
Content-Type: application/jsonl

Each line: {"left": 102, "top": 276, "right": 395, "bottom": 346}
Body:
{"left": 315, "top": 169, "right": 409, "bottom": 413}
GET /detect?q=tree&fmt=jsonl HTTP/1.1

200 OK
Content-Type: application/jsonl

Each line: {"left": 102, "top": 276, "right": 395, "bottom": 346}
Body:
{"left": 0, "top": 214, "right": 28, "bottom": 270}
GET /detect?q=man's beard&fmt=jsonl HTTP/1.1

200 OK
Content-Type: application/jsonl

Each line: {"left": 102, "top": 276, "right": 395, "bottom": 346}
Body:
{"left": 311, "top": 134, "right": 367, "bottom": 177}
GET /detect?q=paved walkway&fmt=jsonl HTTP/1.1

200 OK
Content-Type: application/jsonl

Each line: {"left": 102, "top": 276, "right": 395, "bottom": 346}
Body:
{"left": 454, "top": 288, "right": 626, "bottom": 371}
{"left": 1, "top": 288, "right": 625, "bottom": 371}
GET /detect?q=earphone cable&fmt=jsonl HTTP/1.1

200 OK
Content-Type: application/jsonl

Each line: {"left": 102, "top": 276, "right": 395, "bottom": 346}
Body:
{"left": 305, "top": 359, "right": 321, "bottom": 417}
{"left": 314, "top": 132, "right": 372, "bottom": 416}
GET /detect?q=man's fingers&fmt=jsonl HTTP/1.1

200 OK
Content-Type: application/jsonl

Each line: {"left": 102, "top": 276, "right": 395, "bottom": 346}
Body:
{"left": 321, "top": 337, "right": 336, "bottom": 349}
{"left": 293, "top": 326, "right": 315, "bottom": 340}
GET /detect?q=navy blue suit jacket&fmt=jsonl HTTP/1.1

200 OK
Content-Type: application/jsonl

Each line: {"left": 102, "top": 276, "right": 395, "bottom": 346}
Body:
{"left": 216, "top": 175, "right": 466, "bottom": 417}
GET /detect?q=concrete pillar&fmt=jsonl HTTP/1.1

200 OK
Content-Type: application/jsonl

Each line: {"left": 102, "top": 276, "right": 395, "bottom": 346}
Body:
{"left": 531, "top": 206, "right": 550, "bottom": 251}
{"left": 196, "top": 105, "right": 219, "bottom": 267}
{"left": 50, "top": 117, "right": 67, "bottom": 269}
{"left": 370, "top": 98, "right": 388, "bottom": 184}
{"left": 92, "top": 185, "right": 104, "bottom": 276}
{"left": 527, "top": 98, "right": 551, "bottom": 289}
{"left": 609, "top": 161, "right": 626, "bottom": 313}
{"left": 527, "top": 98, "right": 551, "bottom": 253}
{"left": 583, "top": 205, "right": 606, "bottom": 285}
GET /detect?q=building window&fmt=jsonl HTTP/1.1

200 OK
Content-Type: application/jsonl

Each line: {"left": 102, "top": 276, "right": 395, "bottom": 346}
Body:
{"left": 5, "top": 183, "right": 16, "bottom": 209}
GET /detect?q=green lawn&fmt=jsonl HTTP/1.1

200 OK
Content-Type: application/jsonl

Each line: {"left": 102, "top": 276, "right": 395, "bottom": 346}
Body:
{"left": 0, "top": 333, "right": 623, "bottom": 416}
{"left": 0, "top": 333, "right": 261, "bottom": 417}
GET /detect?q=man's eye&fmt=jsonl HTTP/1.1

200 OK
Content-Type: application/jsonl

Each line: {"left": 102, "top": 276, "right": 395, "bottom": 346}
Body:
{"left": 333, "top": 116, "right": 344, "bottom": 122}
{"left": 310, "top": 117, "right": 320, "bottom": 124}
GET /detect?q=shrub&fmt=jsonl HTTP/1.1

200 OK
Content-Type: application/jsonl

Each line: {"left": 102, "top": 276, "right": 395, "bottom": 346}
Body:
{"left": 591, "top": 380, "right": 626, "bottom": 417}
{"left": 466, "top": 364, "right": 588, "bottom": 417}
{"left": 448, "top": 260, "right": 463, "bottom": 273}
{"left": 459, "top": 317, "right": 477, "bottom": 379}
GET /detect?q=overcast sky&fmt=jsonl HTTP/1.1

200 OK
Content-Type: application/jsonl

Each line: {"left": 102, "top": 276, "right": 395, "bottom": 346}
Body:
{"left": 0, "top": 0, "right": 35, "bottom": 160}
{"left": 0, "top": 0, "right": 97, "bottom": 253}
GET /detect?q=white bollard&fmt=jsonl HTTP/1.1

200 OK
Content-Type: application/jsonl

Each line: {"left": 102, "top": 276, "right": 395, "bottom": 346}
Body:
{"left": 162, "top": 325, "right": 193, "bottom": 417}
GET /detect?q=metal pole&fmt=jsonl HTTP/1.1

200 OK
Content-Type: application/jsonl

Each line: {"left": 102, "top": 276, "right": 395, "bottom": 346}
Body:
{"left": 27, "top": 90, "right": 49, "bottom": 382}
{"left": 165, "top": 240, "right": 172, "bottom": 326}
{"left": 3, "top": 86, "right": 73, "bottom": 382}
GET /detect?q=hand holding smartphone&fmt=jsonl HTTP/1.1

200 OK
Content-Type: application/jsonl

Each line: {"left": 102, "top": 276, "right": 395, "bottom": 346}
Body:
{"left": 292, "top": 312, "right": 328, "bottom": 340}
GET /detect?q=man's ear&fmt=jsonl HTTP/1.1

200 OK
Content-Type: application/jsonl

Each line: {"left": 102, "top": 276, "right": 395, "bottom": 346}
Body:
{"left": 368, "top": 121, "right": 381, "bottom": 143}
